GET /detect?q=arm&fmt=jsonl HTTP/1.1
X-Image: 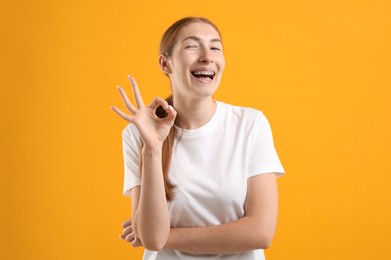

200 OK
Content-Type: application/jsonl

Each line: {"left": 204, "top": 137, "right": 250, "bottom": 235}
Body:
{"left": 132, "top": 145, "right": 170, "bottom": 251}
{"left": 119, "top": 149, "right": 169, "bottom": 250}
{"left": 165, "top": 173, "right": 279, "bottom": 254}
{"left": 113, "top": 75, "right": 176, "bottom": 251}
{"left": 119, "top": 187, "right": 143, "bottom": 248}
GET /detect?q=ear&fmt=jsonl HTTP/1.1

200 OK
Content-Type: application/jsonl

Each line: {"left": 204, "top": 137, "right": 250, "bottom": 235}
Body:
{"left": 159, "top": 55, "right": 172, "bottom": 75}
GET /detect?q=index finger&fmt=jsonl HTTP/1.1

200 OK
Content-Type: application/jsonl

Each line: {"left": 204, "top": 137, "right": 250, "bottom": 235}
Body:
{"left": 128, "top": 75, "right": 144, "bottom": 107}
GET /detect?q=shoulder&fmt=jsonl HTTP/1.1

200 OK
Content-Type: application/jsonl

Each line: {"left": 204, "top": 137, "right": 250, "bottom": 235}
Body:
{"left": 122, "top": 123, "right": 142, "bottom": 148}
{"left": 216, "top": 100, "right": 265, "bottom": 126}
{"left": 122, "top": 123, "right": 139, "bottom": 137}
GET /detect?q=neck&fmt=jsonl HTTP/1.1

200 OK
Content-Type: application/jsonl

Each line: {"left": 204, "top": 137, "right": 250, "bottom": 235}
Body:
{"left": 172, "top": 96, "right": 216, "bottom": 129}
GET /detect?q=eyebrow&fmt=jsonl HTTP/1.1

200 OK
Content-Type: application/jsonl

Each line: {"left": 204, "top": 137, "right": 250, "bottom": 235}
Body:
{"left": 182, "top": 36, "right": 222, "bottom": 44}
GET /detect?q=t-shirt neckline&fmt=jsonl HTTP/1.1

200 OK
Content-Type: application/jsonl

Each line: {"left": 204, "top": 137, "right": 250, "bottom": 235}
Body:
{"left": 174, "top": 100, "right": 221, "bottom": 137}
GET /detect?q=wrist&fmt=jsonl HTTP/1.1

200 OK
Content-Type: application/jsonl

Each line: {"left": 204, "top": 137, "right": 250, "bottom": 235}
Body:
{"left": 142, "top": 144, "right": 163, "bottom": 156}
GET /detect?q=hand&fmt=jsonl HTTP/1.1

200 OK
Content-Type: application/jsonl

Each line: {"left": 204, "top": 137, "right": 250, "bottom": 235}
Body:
{"left": 119, "top": 218, "right": 143, "bottom": 247}
{"left": 111, "top": 75, "right": 177, "bottom": 149}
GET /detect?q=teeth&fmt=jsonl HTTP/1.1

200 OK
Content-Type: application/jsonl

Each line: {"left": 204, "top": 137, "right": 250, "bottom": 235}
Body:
{"left": 192, "top": 71, "right": 215, "bottom": 76}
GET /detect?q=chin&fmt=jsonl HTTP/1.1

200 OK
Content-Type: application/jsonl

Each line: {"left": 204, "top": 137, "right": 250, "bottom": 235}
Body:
{"left": 193, "top": 85, "right": 219, "bottom": 98}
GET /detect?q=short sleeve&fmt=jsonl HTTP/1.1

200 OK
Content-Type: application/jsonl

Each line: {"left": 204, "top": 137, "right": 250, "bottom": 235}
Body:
{"left": 122, "top": 124, "right": 142, "bottom": 197}
{"left": 247, "top": 112, "right": 285, "bottom": 178}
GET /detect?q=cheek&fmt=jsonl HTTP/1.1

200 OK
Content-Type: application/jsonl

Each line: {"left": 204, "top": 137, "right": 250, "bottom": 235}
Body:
{"left": 215, "top": 53, "right": 225, "bottom": 66}
{"left": 170, "top": 55, "right": 192, "bottom": 71}
{"left": 171, "top": 65, "right": 189, "bottom": 80}
{"left": 218, "top": 58, "right": 226, "bottom": 72}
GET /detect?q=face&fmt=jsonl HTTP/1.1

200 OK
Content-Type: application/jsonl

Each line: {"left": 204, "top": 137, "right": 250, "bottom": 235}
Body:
{"left": 162, "top": 22, "right": 225, "bottom": 101}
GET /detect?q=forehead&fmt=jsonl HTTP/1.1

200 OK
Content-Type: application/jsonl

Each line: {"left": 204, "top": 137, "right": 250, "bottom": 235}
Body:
{"left": 176, "top": 22, "right": 221, "bottom": 41}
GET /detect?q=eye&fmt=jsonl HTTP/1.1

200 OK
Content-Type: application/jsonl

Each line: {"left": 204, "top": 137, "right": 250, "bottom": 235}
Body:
{"left": 185, "top": 45, "right": 198, "bottom": 49}
{"left": 211, "top": 47, "right": 221, "bottom": 51}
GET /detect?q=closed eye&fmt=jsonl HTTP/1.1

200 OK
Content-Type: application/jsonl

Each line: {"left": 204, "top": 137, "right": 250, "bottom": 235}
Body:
{"left": 185, "top": 45, "right": 198, "bottom": 49}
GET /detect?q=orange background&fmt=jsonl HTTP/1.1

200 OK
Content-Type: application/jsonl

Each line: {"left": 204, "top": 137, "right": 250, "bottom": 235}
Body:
{"left": 1, "top": 0, "right": 390, "bottom": 259}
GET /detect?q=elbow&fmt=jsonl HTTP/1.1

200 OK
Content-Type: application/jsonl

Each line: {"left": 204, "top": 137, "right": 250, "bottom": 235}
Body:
{"left": 253, "top": 229, "right": 275, "bottom": 249}
{"left": 138, "top": 229, "right": 169, "bottom": 251}
{"left": 251, "top": 220, "right": 277, "bottom": 249}
{"left": 143, "top": 240, "right": 167, "bottom": 251}
{"left": 133, "top": 217, "right": 170, "bottom": 251}
{"left": 257, "top": 237, "right": 273, "bottom": 249}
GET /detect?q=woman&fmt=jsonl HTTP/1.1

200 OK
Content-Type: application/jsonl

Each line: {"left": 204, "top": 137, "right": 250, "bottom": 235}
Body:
{"left": 111, "top": 17, "right": 285, "bottom": 260}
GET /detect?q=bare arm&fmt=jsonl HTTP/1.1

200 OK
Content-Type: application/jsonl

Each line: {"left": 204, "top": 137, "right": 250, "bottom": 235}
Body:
{"left": 165, "top": 173, "right": 279, "bottom": 254}
{"left": 120, "top": 187, "right": 143, "bottom": 248}
{"left": 132, "top": 145, "right": 170, "bottom": 251}
{"left": 113, "top": 75, "right": 176, "bottom": 251}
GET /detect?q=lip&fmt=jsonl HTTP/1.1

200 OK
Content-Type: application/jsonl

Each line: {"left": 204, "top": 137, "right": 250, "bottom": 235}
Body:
{"left": 191, "top": 67, "right": 215, "bottom": 73}
{"left": 190, "top": 68, "right": 216, "bottom": 83}
{"left": 192, "top": 75, "right": 214, "bottom": 84}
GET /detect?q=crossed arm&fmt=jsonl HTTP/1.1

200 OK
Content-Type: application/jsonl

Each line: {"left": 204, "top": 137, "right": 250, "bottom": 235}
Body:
{"left": 121, "top": 172, "right": 279, "bottom": 254}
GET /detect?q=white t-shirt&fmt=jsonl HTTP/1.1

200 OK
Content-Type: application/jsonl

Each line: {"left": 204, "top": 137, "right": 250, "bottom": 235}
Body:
{"left": 122, "top": 101, "right": 285, "bottom": 260}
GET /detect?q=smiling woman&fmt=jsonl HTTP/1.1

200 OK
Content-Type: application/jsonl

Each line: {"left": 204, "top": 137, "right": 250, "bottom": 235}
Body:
{"left": 111, "top": 17, "right": 285, "bottom": 260}
{"left": 160, "top": 20, "right": 225, "bottom": 110}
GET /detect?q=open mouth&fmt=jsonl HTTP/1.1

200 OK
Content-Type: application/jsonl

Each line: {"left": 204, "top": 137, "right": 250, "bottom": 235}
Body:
{"left": 191, "top": 70, "right": 215, "bottom": 80}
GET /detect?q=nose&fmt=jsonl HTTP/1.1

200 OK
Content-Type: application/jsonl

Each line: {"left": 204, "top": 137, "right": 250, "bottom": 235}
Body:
{"left": 198, "top": 46, "right": 213, "bottom": 64}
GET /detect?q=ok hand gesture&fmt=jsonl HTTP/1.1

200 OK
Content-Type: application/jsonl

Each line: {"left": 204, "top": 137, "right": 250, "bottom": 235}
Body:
{"left": 111, "top": 75, "right": 177, "bottom": 149}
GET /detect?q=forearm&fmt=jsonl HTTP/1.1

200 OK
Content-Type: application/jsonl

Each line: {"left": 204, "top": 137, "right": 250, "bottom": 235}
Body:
{"left": 165, "top": 216, "right": 274, "bottom": 255}
{"left": 134, "top": 145, "right": 170, "bottom": 250}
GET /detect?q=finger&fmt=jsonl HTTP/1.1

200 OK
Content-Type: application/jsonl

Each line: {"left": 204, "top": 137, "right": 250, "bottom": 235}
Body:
{"left": 122, "top": 225, "right": 133, "bottom": 237}
{"left": 122, "top": 219, "right": 132, "bottom": 228}
{"left": 117, "top": 86, "right": 137, "bottom": 114}
{"left": 149, "top": 96, "right": 169, "bottom": 110}
{"left": 128, "top": 75, "right": 145, "bottom": 108}
{"left": 120, "top": 218, "right": 132, "bottom": 239}
{"left": 162, "top": 105, "right": 177, "bottom": 124}
{"left": 125, "top": 232, "right": 135, "bottom": 242}
{"left": 119, "top": 233, "right": 128, "bottom": 240}
{"left": 111, "top": 106, "right": 135, "bottom": 123}
{"left": 120, "top": 230, "right": 131, "bottom": 239}
{"left": 120, "top": 230, "right": 129, "bottom": 239}
{"left": 131, "top": 238, "right": 142, "bottom": 247}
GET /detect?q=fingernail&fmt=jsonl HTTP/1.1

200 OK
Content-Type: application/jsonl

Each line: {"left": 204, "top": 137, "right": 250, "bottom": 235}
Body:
{"left": 168, "top": 105, "right": 174, "bottom": 110}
